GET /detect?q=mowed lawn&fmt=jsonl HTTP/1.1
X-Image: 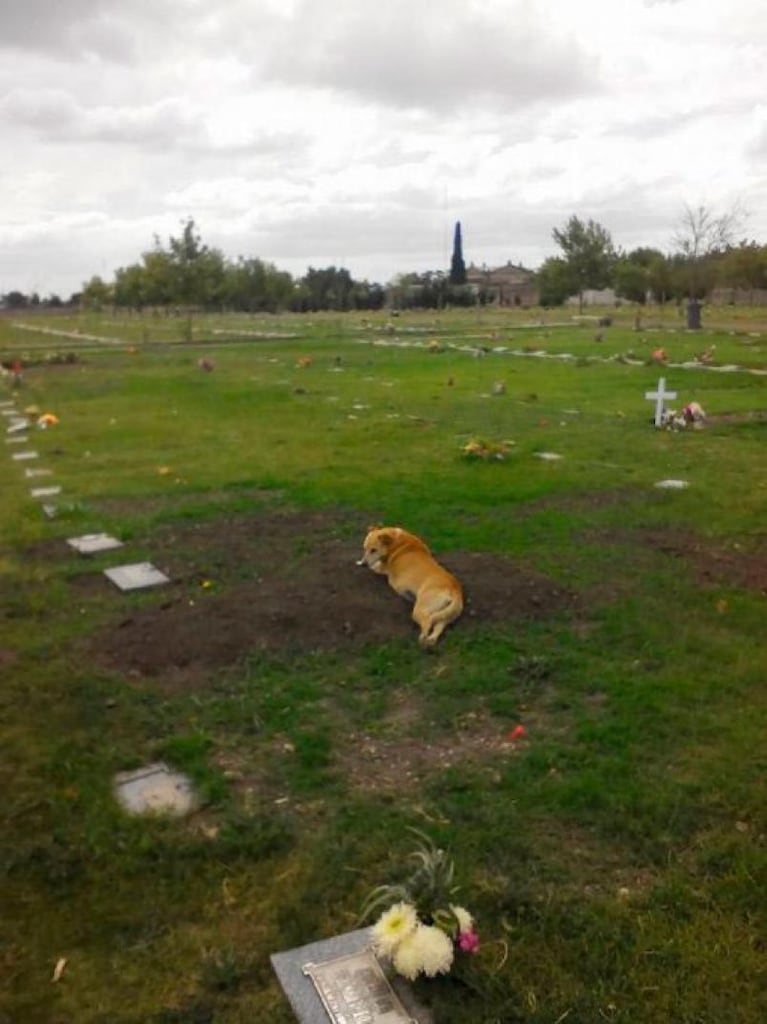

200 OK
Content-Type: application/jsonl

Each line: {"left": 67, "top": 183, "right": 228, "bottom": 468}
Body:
{"left": 1, "top": 308, "right": 765, "bottom": 1023}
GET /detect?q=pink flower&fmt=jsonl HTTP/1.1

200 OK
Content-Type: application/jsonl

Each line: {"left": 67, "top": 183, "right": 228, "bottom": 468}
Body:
{"left": 458, "top": 929, "right": 480, "bottom": 954}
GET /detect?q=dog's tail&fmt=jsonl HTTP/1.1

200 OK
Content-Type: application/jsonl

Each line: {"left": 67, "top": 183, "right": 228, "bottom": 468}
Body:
{"left": 422, "top": 590, "right": 464, "bottom": 646}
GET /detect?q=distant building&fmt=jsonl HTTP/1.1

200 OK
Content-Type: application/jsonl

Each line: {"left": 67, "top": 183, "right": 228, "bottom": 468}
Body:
{"left": 465, "top": 262, "right": 538, "bottom": 306}
{"left": 565, "top": 287, "right": 621, "bottom": 307}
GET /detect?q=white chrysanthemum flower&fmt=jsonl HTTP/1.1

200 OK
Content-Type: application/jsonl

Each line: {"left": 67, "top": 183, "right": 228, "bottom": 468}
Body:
{"left": 371, "top": 902, "right": 417, "bottom": 957}
{"left": 392, "top": 923, "right": 454, "bottom": 980}
{"left": 450, "top": 904, "right": 474, "bottom": 934}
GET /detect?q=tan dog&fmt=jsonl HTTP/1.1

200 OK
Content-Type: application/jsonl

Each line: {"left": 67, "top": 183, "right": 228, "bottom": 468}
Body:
{"left": 358, "top": 526, "right": 463, "bottom": 647}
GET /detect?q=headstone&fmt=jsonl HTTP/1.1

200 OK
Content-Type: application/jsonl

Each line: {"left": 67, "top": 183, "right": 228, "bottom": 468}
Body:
{"left": 645, "top": 377, "right": 677, "bottom": 427}
{"left": 113, "top": 763, "right": 197, "bottom": 817}
{"left": 12, "top": 451, "right": 39, "bottom": 461}
{"left": 104, "top": 562, "right": 169, "bottom": 591}
{"left": 67, "top": 533, "right": 124, "bottom": 555}
{"left": 272, "top": 928, "right": 433, "bottom": 1024}
{"left": 30, "top": 486, "right": 62, "bottom": 498}
{"left": 655, "top": 479, "right": 689, "bottom": 489}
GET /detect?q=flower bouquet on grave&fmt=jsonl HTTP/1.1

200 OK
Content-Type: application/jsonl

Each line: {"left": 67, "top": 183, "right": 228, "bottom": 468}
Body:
{"left": 460, "top": 436, "right": 514, "bottom": 461}
{"left": 361, "top": 830, "right": 480, "bottom": 983}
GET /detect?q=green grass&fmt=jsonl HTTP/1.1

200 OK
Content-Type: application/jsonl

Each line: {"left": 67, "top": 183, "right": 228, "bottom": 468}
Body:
{"left": 1, "top": 306, "right": 766, "bottom": 1023}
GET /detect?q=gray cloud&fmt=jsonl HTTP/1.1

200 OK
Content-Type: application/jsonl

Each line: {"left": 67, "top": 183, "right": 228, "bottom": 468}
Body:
{"left": 0, "top": 0, "right": 137, "bottom": 61}
{"left": 255, "top": 0, "right": 601, "bottom": 112}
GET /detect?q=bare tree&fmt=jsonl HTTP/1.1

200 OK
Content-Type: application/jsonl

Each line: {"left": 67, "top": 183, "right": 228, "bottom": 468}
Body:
{"left": 673, "top": 201, "right": 747, "bottom": 326}
{"left": 673, "top": 202, "right": 746, "bottom": 261}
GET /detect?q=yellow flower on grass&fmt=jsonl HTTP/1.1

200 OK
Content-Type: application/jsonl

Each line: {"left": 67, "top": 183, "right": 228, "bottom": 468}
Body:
{"left": 392, "top": 923, "right": 454, "bottom": 980}
{"left": 371, "top": 902, "right": 417, "bottom": 957}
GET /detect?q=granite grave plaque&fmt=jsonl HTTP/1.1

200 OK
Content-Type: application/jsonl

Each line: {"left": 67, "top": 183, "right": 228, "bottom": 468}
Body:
{"left": 104, "top": 562, "right": 169, "bottom": 591}
{"left": 25, "top": 467, "right": 52, "bottom": 478}
{"left": 272, "top": 929, "right": 432, "bottom": 1024}
{"left": 12, "top": 450, "right": 38, "bottom": 461}
{"left": 30, "top": 486, "right": 61, "bottom": 498}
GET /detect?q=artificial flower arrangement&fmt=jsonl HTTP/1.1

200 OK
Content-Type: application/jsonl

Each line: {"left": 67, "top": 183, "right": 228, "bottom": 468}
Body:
{"left": 362, "top": 830, "right": 480, "bottom": 982}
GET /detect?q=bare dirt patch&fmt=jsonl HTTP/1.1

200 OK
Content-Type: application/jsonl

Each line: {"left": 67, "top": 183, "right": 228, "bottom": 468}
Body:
{"left": 591, "top": 526, "right": 767, "bottom": 594}
{"left": 84, "top": 510, "right": 579, "bottom": 687}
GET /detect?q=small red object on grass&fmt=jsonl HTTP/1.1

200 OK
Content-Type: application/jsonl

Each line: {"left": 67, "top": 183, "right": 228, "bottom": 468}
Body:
{"left": 507, "top": 724, "right": 527, "bottom": 741}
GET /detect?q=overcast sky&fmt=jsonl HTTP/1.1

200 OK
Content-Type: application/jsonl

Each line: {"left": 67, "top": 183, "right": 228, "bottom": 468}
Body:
{"left": 1, "top": 0, "right": 765, "bottom": 298}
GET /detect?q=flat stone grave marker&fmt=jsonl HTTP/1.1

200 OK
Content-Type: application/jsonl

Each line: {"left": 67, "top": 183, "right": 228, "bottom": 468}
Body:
{"left": 645, "top": 376, "right": 677, "bottom": 427}
{"left": 42, "top": 504, "right": 58, "bottom": 519}
{"left": 655, "top": 479, "right": 689, "bottom": 489}
{"left": 1, "top": 408, "right": 19, "bottom": 417}
{"left": 30, "top": 485, "right": 61, "bottom": 498}
{"left": 25, "top": 467, "right": 52, "bottom": 478}
{"left": 113, "top": 763, "right": 197, "bottom": 817}
{"left": 6, "top": 436, "right": 29, "bottom": 444}
{"left": 0, "top": 400, "right": 15, "bottom": 408}
{"left": 272, "top": 928, "right": 433, "bottom": 1024}
{"left": 6, "top": 420, "right": 29, "bottom": 434}
{"left": 535, "top": 451, "right": 563, "bottom": 461}
{"left": 68, "top": 533, "right": 124, "bottom": 555}
{"left": 104, "top": 562, "right": 170, "bottom": 591}
{"left": 12, "top": 450, "right": 38, "bottom": 461}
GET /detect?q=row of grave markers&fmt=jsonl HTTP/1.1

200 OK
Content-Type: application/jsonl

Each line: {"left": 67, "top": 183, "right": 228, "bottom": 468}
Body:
{"left": 4, "top": 394, "right": 429, "bottom": 1022}
{"left": 3, "top": 395, "right": 198, "bottom": 819}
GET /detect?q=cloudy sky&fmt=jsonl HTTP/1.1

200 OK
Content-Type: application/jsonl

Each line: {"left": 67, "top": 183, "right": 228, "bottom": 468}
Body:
{"left": 1, "top": 0, "right": 765, "bottom": 298}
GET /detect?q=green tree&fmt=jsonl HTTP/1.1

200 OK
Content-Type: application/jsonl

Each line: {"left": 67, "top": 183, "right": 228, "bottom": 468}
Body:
{"left": 613, "top": 247, "right": 667, "bottom": 304}
{"left": 81, "top": 275, "right": 113, "bottom": 311}
{"left": 167, "top": 218, "right": 226, "bottom": 308}
{"left": 716, "top": 242, "right": 767, "bottom": 304}
{"left": 449, "top": 221, "right": 466, "bottom": 285}
{"left": 551, "top": 215, "right": 616, "bottom": 312}
{"left": 535, "top": 256, "right": 576, "bottom": 307}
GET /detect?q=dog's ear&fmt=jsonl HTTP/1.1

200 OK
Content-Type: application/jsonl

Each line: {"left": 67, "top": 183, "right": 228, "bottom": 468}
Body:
{"left": 367, "top": 523, "right": 383, "bottom": 532}
{"left": 377, "top": 530, "right": 395, "bottom": 547}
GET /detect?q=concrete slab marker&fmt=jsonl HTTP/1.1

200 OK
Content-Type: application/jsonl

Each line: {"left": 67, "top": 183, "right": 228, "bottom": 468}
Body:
{"left": 6, "top": 436, "right": 29, "bottom": 444}
{"left": 24, "top": 468, "right": 53, "bottom": 478}
{"left": 30, "top": 486, "right": 62, "bottom": 498}
{"left": 12, "top": 451, "right": 39, "bottom": 461}
{"left": 104, "top": 562, "right": 170, "bottom": 591}
{"left": 535, "top": 452, "right": 563, "bottom": 461}
{"left": 67, "top": 533, "right": 124, "bottom": 555}
{"left": 655, "top": 479, "right": 689, "bottom": 489}
{"left": 113, "top": 763, "right": 197, "bottom": 817}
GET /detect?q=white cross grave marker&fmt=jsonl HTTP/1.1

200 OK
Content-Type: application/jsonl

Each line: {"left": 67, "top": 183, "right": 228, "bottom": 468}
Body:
{"left": 645, "top": 376, "right": 677, "bottom": 427}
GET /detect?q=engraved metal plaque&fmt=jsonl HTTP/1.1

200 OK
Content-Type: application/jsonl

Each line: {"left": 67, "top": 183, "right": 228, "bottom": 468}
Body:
{"left": 303, "top": 949, "right": 416, "bottom": 1024}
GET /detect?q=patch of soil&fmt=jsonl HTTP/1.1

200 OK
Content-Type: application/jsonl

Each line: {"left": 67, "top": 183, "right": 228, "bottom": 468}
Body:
{"left": 590, "top": 526, "right": 767, "bottom": 594}
{"left": 85, "top": 511, "right": 579, "bottom": 687}
{"left": 335, "top": 705, "right": 528, "bottom": 795}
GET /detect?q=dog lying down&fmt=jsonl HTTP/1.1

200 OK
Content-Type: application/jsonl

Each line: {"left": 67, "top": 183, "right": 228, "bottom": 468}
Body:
{"left": 358, "top": 526, "right": 463, "bottom": 647}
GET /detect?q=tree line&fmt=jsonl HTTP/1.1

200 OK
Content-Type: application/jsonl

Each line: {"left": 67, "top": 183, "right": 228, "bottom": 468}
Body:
{"left": 537, "top": 204, "right": 767, "bottom": 310}
{"left": 4, "top": 205, "right": 766, "bottom": 314}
